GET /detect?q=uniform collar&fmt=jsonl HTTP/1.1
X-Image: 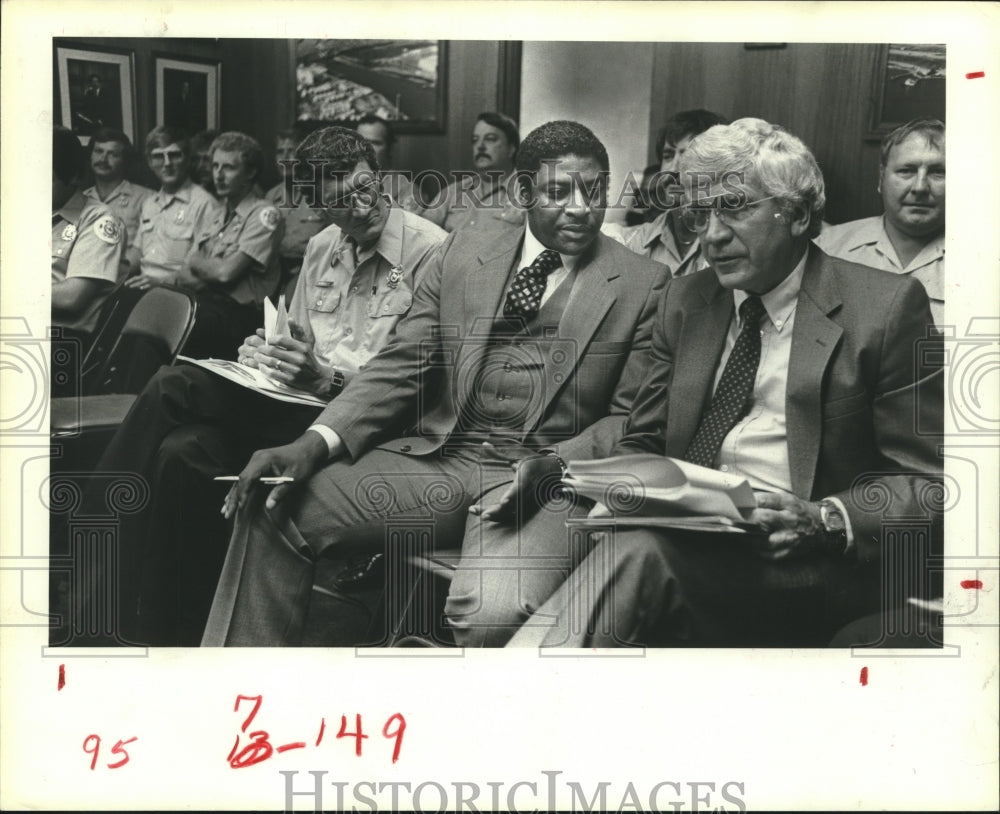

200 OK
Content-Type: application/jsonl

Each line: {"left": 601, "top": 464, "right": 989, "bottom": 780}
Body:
{"left": 844, "top": 215, "right": 945, "bottom": 267}
{"left": 336, "top": 205, "right": 405, "bottom": 268}
{"left": 83, "top": 179, "right": 130, "bottom": 203}
{"left": 157, "top": 179, "right": 195, "bottom": 206}
{"left": 733, "top": 249, "right": 806, "bottom": 332}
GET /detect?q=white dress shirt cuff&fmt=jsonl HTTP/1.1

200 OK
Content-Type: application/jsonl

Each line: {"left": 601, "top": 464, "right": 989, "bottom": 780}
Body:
{"left": 306, "top": 424, "right": 340, "bottom": 458}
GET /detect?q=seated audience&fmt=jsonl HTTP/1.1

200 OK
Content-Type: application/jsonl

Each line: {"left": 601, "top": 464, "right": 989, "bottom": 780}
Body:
{"left": 81, "top": 126, "right": 446, "bottom": 645}
{"left": 623, "top": 163, "right": 663, "bottom": 227}
{"left": 420, "top": 111, "right": 523, "bottom": 231}
{"left": 507, "top": 118, "right": 943, "bottom": 648}
{"left": 816, "top": 118, "right": 945, "bottom": 326}
{"left": 606, "top": 109, "right": 728, "bottom": 276}
{"left": 200, "top": 120, "right": 668, "bottom": 647}
{"left": 82, "top": 127, "right": 153, "bottom": 247}
{"left": 355, "top": 114, "right": 420, "bottom": 213}
{"left": 125, "top": 125, "right": 221, "bottom": 289}
{"left": 179, "top": 131, "right": 285, "bottom": 359}
{"left": 265, "top": 127, "right": 327, "bottom": 288}
{"left": 51, "top": 127, "right": 127, "bottom": 359}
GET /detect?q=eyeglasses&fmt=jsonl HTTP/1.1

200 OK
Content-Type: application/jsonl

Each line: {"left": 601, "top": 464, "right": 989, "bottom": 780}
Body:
{"left": 327, "top": 180, "right": 382, "bottom": 212}
{"left": 149, "top": 150, "right": 185, "bottom": 164}
{"left": 679, "top": 194, "right": 779, "bottom": 233}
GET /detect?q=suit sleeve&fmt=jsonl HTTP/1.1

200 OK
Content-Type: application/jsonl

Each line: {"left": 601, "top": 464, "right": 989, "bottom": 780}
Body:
{"left": 552, "top": 263, "right": 669, "bottom": 462}
{"left": 310, "top": 231, "right": 456, "bottom": 459}
{"left": 834, "top": 277, "right": 944, "bottom": 563}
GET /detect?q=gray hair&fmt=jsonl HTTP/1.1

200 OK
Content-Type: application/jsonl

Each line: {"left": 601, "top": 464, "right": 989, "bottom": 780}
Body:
{"left": 681, "top": 117, "right": 826, "bottom": 239}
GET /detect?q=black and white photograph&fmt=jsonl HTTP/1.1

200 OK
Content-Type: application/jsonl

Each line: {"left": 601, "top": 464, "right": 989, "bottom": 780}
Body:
{"left": 55, "top": 43, "right": 136, "bottom": 141}
{"left": 154, "top": 55, "right": 220, "bottom": 133}
{"left": 2, "top": 2, "right": 998, "bottom": 812}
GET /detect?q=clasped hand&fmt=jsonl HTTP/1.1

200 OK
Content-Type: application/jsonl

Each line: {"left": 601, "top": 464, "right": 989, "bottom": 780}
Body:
{"left": 237, "top": 317, "right": 331, "bottom": 396}
{"left": 749, "top": 492, "right": 828, "bottom": 560}
{"left": 468, "top": 442, "right": 565, "bottom": 524}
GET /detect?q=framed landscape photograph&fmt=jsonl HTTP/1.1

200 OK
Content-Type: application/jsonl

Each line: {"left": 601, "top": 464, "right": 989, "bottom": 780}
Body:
{"left": 294, "top": 39, "right": 447, "bottom": 133}
{"left": 154, "top": 54, "right": 220, "bottom": 133}
{"left": 869, "top": 43, "right": 945, "bottom": 137}
{"left": 55, "top": 43, "right": 136, "bottom": 143}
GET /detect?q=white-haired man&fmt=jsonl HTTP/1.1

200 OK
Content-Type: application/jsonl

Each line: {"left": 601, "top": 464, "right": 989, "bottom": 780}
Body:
{"left": 508, "top": 118, "right": 944, "bottom": 648}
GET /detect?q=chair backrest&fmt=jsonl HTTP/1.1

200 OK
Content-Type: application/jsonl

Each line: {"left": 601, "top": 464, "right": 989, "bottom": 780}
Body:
{"left": 86, "top": 285, "right": 197, "bottom": 395}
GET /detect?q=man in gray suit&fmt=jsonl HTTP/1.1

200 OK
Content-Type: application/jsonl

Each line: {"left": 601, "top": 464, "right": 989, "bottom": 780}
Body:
{"left": 508, "top": 118, "right": 944, "bottom": 648}
{"left": 203, "top": 121, "right": 668, "bottom": 646}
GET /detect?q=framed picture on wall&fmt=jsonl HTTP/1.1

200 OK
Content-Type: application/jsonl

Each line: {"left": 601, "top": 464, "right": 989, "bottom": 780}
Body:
{"left": 154, "top": 54, "right": 220, "bottom": 134}
{"left": 294, "top": 39, "right": 448, "bottom": 133}
{"left": 55, "top": 43, "right": 136, "bottom": 144}
{"left": 868, "top": 43, "right": 945, "bottom": 137}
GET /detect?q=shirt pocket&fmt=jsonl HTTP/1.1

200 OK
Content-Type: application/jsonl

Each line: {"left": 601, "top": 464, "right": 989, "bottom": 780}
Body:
{"left": 306, "top": 290, "right": 342, "bottom": 314}
{"left": 367, "top": 288, "right": 413, "bottom": 319}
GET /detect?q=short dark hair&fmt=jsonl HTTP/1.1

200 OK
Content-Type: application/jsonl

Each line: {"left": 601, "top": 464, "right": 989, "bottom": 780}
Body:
{"left": 209, "top": 131, "right": 265, "bottom": 178}
{"left": 88, "top": 127, "right": 134, "bottom": 170}
{"left": 145, "top": 125, "right": 191, "bottom": 157}
{"left": 655, "top": 109, "right": 729, "bottom": 158}
{"left": 476, "top": 111, "right": 520, "bottom": 151}
{"left": 191, "top": 129, "right": 218, "bottom": 154}
{"left": 296, "top": 125, "right": 379, "bottom": 175}
{"left": 357, "top": 114, "right": 395, "bottom": 148}
{"left": 515, "top": 120, "right": 610, "bottom": 176}
{"left": 53, "top": 127, "right": 83, "bottom": 186}
{"left": 880, "top": 117, "right": 945, "bottom": 169}
{"left": 275, "top": 127, "right": 303, "bottom": 145}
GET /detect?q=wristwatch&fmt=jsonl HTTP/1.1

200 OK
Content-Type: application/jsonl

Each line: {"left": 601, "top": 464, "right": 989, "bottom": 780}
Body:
{"left": 819, "top": 499, "right": 849, "bottom": 555}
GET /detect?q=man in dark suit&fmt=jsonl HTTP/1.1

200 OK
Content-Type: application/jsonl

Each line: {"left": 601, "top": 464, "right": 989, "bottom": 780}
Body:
{"left": 508, "top": 118, "right": 944, "bottom": 648}
{"left": 202, "top": 120, "right": 668, "bottom": 646}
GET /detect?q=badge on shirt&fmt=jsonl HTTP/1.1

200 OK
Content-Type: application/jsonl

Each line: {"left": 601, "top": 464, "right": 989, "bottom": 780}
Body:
{"left": 259, "top": 206, "right": 280, "bottom": 231}
{"left": 93, "top": 216, "right": 122, "bottom": 245}
{"left": 119, "top": 195, "right": 130, "bottom": 207}
{"left": 386, "top": 265, "right": 404, "bottom": 289}
{"left": 176, "top": 210, "right": 186, "bottom": 222}
{"left": 60, "top": 224, "right": 77, "bottom": 242}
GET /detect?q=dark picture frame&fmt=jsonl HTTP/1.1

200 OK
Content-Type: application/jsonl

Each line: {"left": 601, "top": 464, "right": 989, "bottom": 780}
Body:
{"left": 55, "top": 43, "right": 136, "bottom": 144}
{"left": 868, "top": 43, "right": 945, "bottom": 138}
{"left": 294, "top": 39, "right": 448, "bottom": 134}
{"left": 154, "top": 54, "right": 221, "bottom": 134}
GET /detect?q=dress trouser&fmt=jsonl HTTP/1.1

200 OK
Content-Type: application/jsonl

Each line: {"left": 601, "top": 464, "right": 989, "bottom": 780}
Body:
{"left": 507, "top": 527, "right": 879, "bottom": 648}
{"left": 203, "top": 443, "right": 589, "bottom": 647}
{"left": 181, "top": 293, "right": 263, "bottom": 361}
{"left": 81, "top": 364, "right": 321, "bottom": 645}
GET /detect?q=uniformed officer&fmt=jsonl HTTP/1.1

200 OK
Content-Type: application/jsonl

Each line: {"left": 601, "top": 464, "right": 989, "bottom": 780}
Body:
{"left": 82, "top": 127, "right": 153, "bottom": 247}
{"left": 51, "top": 127, "right": 127, "bottom": 350}
{"left": 125, "top": 126, "right": 220, "bottom": 290}
{"left": 180, "top": 131, "right": 285, "bottom": 359}
{"left": 419, "top": 111, "right": 524, "bottom": 232}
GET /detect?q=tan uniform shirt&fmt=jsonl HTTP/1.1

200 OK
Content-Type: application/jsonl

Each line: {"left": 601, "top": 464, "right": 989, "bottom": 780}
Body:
{"left": 52, "top": 191, "right": 126, "bottom": 333}
{"left": 134, "top": 180, "right": 221, "bottom": 283}
{"left": 288, "top": 207, "right": 446, "bottom": 374}
{"left": 83, "top": 179, "right": 153, "bottom": 246}
{"left": 196, "top": 193, "right": 284, "bottom": 306}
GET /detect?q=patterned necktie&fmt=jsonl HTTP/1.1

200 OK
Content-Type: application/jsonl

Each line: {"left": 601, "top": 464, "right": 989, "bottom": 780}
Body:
{"left": 683, "top": 295, "right": 768, "bottom": 468}
{"left": 503, "top": 249, "right": 562, "bottom": 319}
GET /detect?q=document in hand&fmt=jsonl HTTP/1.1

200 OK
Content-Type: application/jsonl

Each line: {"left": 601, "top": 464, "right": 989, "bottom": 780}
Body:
{"left": 562, "top": 454, "right": 760, "bottom": 532}
{"left": 263, "top": 294, "right": 290, "bottom": 342}
{"left": 176, "top": 356, "right": 327, "bottom": 407}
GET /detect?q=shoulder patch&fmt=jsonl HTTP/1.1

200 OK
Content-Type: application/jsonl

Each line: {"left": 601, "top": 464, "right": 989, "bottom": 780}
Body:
{"left": 61, "top": 224, "right": 77, "bottom": 242}
{"left": 259, "top": 206, "right": 280, "bottom": 231}
{"left": 92, "top": 215, "right": 123, "bottom": 245}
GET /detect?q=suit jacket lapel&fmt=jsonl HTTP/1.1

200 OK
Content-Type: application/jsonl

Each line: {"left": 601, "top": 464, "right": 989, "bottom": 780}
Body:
{"left": 665, "top": 275, "right": 733, "bottom": 456}
{"left": 786, "top": 247, "right": 843, "bottom": 499}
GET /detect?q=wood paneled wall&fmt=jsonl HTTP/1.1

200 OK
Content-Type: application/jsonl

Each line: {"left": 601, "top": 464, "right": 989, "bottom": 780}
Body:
{"left": 648, "top": 43, "right": 886, "bottom": 224}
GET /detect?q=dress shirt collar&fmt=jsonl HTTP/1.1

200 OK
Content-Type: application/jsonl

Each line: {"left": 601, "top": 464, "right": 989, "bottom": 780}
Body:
{"left": 231, "top": 191, "right": 261, "bottom": 221}
{"left": 520, "top": 225, "right": 582, "bottom": 274}
{"left": 733, "top": 249, "right": 806, "bottom": 333}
